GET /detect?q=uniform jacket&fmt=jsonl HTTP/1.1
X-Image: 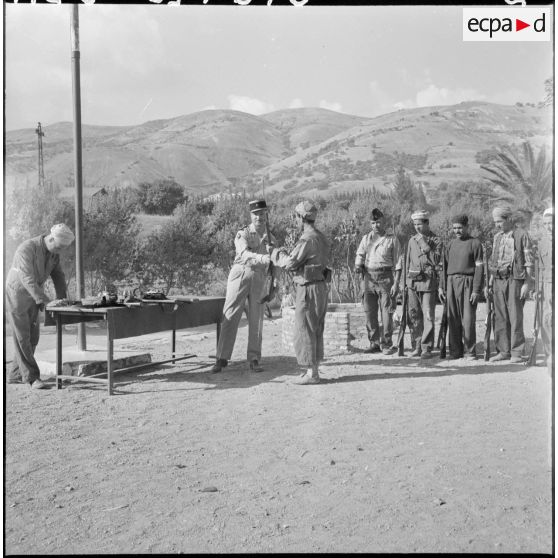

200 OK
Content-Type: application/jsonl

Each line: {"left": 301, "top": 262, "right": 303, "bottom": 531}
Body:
{"left": 537, "top": 234, "right": 553, "bottom": 284}
{"left": 490, "top": 228, "right": 533, "bottom": 281}
{"left": 405, "top": 231, "right": 441, "bottom": 291}
{"left": 233, "top": 223, "right": 275, "bottom": 272}
{"left": 271, "top": 227, "right": 330, "bottom": 285}
{"left": 355, "top": 232, "right": 402, "bottom": 272}
{"left": 6, "top": 235, "right": 67, "bottom": 306}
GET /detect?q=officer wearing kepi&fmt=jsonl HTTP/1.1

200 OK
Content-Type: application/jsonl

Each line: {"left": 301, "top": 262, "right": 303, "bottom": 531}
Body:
{"left": 269, "top": 200, "right": 331, "bottom": 384}
{"left": 6, "top": 223, "right": 74, "bottom": 389}
{"left": 406, "top": 209, "right": 442, "bottom": 359}
{"left": 537, "top": 206, "right": 553, "bottom": 370}
{"left": 354, "top": 208, "right": 402, "bottom": 355}
{"left": 211, "top": 200, "right": 274, "bottom": 374}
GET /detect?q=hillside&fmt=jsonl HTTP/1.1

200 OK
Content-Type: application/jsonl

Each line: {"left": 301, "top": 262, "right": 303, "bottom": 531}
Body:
{"left": 5, "top": 102, "right": 552, "bottom": 202}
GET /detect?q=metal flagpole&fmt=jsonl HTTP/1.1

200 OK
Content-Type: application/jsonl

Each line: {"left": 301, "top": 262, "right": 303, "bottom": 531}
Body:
{"left": 71, "top": 5, "right": 86, "bottom": 350}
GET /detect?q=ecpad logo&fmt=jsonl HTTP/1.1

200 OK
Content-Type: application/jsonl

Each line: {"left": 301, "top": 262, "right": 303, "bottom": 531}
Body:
{"left": 463, "top": 8, "right": 550, "bottom": 41}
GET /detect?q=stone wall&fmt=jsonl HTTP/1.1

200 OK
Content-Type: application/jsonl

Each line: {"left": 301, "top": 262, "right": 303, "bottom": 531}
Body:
{"left": 282, "top": 303, "right": 367, "bottom": 356}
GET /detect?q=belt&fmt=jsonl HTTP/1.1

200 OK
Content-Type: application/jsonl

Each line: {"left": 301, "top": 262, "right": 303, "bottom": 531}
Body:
{"left": 449, "top": 273, "right": 473, "bottom": 277}
{"left": 367, "top": 267, "right": 392, "bottom": 272}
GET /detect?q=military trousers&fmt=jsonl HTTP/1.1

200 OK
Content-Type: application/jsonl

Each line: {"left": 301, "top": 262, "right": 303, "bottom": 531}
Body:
{"left": 293, "top": 281, "right": 328, "bottom": 367}
{"left": 447, "top": 274, "right": 477, "bottom": 358}
{"left": 216, "top": 264, "right": 266, "bottom": 362}
{"left": 493, "top": 277, "right": 525, "bottom": 358}
{"left": 362, "top": 274, "right": 394, "bottom": 348}
{"left": 407, "top": 288, "right": 436, "bottom": 353}
{"left": 540, "top": 281, "right": 553, "bottom": 359}
{"left": 6, "top": 286, "right": 42, "bottom": 384}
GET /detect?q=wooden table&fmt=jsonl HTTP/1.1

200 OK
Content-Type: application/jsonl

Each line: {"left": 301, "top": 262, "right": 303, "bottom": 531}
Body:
{"left": 46, "top": 296, "right": 225, "bottom": 395}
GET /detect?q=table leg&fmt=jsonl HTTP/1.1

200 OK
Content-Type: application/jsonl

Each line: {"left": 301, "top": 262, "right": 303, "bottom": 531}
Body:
{"left": 171, "top": 328, "right": 176, "bottom": 362}
{"left": 107, "top": 325, "right": 114, "bottom": 396}
{"left": 56, "top": 314, "right": 62, "bottom": 390}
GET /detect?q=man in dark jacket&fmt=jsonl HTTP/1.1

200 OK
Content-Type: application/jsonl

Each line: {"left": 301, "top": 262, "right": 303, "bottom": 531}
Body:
{"left": 488, "top": 206, "right": 534, "bottom": 363}
{"left": 439, "top": 214, "right": 484, "bottom": 360}
{"left": 270, "top": 200, "right": 330, "bottom": 384}
{"left": 6, "top": 224, "right": 74, "bottom": 388}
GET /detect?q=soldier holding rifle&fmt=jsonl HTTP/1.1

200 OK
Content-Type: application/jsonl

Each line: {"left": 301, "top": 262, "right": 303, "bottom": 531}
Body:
{"left": 439, "top": 214, "right": 484, "bottom": 360}
{"left": 354, "top": 208, "right": 402, "bottom": 355}
{"left": 487, "top": 206, "right": 534, "bottom": 363}
{"left": 405, "top": 209, "right": 442, "bottom": 359}
{"left": 537, "top": 207, "right": 553, "bottom": 370}
{"left": 210, "top": 199, "right": 274, "bottom": 374}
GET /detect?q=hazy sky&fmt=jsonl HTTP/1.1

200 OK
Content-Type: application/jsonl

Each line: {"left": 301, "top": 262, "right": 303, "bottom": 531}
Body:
{"left": 4, "top": 3, "right": 554, "bottom": 130}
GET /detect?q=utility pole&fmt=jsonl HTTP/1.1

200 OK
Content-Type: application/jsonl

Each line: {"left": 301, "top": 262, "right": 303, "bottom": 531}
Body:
{"left": 35, "top": 122, "right": 45, "bottom": 189}
{"left": 71, "top": 4, "right": 86, "bottom": 350}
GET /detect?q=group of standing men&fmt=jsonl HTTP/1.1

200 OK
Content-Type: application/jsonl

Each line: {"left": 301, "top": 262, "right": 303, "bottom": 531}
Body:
{"left": 211, "top": 200, "right": 554, "bottom": 384}
{"left": 5, "top": 200, "right": 553, "bottom": 389}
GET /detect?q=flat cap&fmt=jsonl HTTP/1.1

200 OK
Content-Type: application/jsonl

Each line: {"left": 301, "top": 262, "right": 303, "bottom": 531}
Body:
{"left": 411, "top": 209, "right": 429, "bottom": 221}
{"left": 370, "top": 208, "right": 384, "bottom": 221}
{"left": 295, "top": 200, "right": 318, "bottom": 220}
{"left": 543, "top": 207, "right": 554, "bottom": 217}
{"left": 451, "top": 214, "right": 468, "bottom": 226}
{"left": 492, "top": 206, "right": 512, "bottom": 220}
{"left": 249, "top": 199, "right": 267, "bottom": 213}
{"left": 50, "top": 223, "right": 75, "bottom": 246}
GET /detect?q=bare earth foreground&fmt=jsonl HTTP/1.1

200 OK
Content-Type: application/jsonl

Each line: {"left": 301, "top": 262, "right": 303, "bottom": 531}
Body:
{"left": 4, "top": 303, "right": 553, "bottom": 554}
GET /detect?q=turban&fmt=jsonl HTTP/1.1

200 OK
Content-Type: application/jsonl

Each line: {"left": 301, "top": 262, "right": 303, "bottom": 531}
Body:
{"left": 370, "top": 208, "right": 384, "bottom": 221}
{"left": 543, "top": 207, "right": 554, "bottom": 217}
{"left": 411, "top": 209, "right": 429, "bottom": 221}
{"left": 451, "top": 214, "right": 468, "bottom": 226}
{"left": 249, "top": 199, "right": 267, "bottom": 213}
{"left": 492, "top": 206, "right": 512, "bottom": 220}
{"left": 295, "top": 200, "right": 318, "bottom": 220}
{"left": 50, "top": 223, "right": 75, "bottom": 246}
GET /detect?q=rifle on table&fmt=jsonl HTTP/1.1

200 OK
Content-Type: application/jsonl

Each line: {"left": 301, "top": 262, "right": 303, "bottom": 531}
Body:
{"left": 259, "top": 212, "right": 277, "bottom": 305}
{"left": 483, "top": 245, "right": 494, "bottom": 361}
{"left": 528, "top": 255, "right": 542, "bottom": 366}
{"left": 397, "top": 243, "right": 409, "bottom": 356}
{"left": 437, "top": 249, "right": 448, "bottom": 359}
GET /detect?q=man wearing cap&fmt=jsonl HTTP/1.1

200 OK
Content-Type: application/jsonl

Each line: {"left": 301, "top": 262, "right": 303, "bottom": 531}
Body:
{"left": 269, "top": 200, "right": 330, "bottom": 384}
{"left": 210, "top": 200, "right": 274, "bottom": 374}
{"left": 439, "top": 214, "right": 484, "bottom": 360}
{"left": 354, "top": 208, "right": 402, "bottom": 355}
{"left": 487, "top": 206, "right": 534, "bottom": 363}
{"left": 406, "top": 210, "right": 442, "bottom": 358}
{"left": 536, "top": 207, "right": 553, "bottom": 369}
{"left": 6, "top": 223, "right": 74, "bottom": 389}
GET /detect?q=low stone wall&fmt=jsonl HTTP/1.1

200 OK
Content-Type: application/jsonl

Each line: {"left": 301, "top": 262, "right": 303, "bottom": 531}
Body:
{"left": 282, "top": 303, "right": 367, "bottom": 356}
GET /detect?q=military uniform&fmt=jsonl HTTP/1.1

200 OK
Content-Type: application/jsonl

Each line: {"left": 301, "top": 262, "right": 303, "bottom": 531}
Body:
{"left": 355, "top": 231, "right": 402, "bottom": 351}
{"left": 537, "top": 231, "right": 553, "bottom": 360}
{"left": 6, "top": 234, "right": 68, "bottom": 384}
{"left": 406, "top": 231, "right": 441, "bottom": 355}
{"left": 215, "top": 222, "right": 274, "bottom": 364}
{"left": 489, "top": 228, "right": 533, "bottom": 359}
{"left": 443, "top": 235, "right": 484, "bottom": 358}
{"left": 271, "top": 207, "right": 330, "bottom": 370}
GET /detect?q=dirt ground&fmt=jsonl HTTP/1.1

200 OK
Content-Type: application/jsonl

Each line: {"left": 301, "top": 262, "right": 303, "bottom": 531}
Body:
{"left": 3, "top": 302, "right": 554, "bottom": 554}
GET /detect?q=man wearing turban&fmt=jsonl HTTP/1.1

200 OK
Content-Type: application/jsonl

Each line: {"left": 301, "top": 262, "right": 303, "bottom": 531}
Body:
{"left": 487, "top": 206, "right": 534, "bottom": 363}
{"left": 406, "top": 210, "right": 442, "bottom": 358}
{"left": 6, "top": 223, "right": 74, "bottom": 389}
{"left": 354, "top": 208, "right": 402, "bottom": 355}
{"left": 537, "top": 207, "right": 553, "bottom": 371}
{"left": 269, "top": 200, "right": 331, "bottom": 384}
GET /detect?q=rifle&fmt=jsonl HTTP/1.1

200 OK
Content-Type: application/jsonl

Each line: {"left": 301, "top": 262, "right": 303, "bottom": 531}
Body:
{"left": 528, "top": 255, "right": 541, "bottom": 366}
{"left": 437, "top": 248, "right": 448, "bottom": 358}
{"left": 397, "top": 243, "right": 408, "bottom": 356}
{"left": 483, "top": 245, "right": 494, "bottom": 361}
{"left": 259, "top": 212, "right": 277, "bottom": 305}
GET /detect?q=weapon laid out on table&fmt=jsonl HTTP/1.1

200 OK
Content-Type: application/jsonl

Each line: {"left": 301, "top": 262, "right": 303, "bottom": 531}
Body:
{"left": 397, "top": 243, "right": 409, "bottom": 356}
{"left": 528, "top": 255, "right": 542, "bottom": 366}
{"left": 259, "top": 211, "right": 277, "bottom": 305}
{"left": 483, "top": 245, "right": 494, "bottom": 361}
{"left": 437, "top": 250, "right": 448, "bottom": 359}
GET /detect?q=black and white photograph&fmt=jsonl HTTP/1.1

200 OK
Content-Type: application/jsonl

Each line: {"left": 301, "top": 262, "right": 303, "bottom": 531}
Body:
{"left": 3, "top": 0, "right": 554, "bottom": 554}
